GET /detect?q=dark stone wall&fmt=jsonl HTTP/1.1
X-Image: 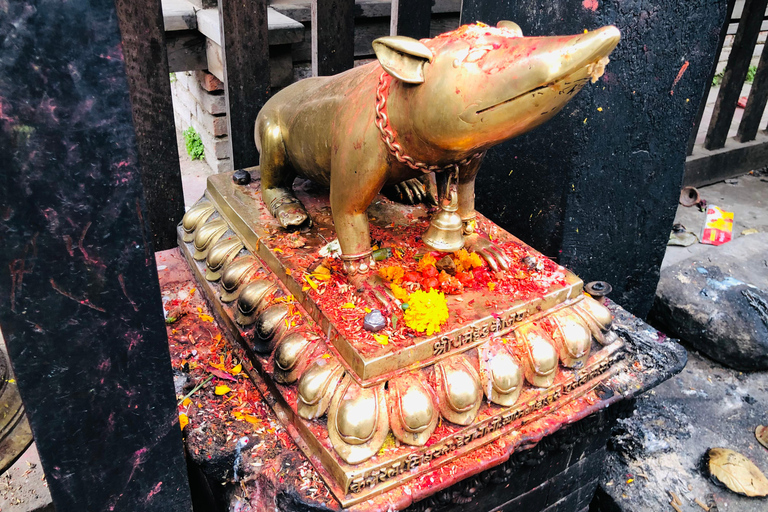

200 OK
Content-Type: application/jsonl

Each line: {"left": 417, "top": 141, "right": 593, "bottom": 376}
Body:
{"left": 461, "top": 0, "right": 727, "bottom": 317}
{"left": 0, "top": 0, "right": 192, "bottom": 510}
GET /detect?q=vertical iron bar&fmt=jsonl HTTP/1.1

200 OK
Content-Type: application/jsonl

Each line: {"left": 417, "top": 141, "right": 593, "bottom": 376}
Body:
{"left": 218, "top": 0, "right": 270, "bottom": 169}
{"left": 704, "top": 0, "right": 768, "bottom": 150}
{"left": 0, "top": 0, "right": 193, "bottom": 510}
{"left": 311, "top": 0, "right": 355, "bottom": 76}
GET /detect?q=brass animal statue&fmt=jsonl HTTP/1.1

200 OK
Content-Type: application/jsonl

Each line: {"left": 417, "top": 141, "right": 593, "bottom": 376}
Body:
{"left": 255, "top": 21, "right": 620, "bottom": 284}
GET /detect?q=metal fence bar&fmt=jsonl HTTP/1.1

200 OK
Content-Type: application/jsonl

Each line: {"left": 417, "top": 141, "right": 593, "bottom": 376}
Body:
{"left": 219, "top": 0, "right": 270, "bottom": 169}
{"left": 116, "top": 0, "right": 186, "bottom": 251}
{"left": 391, "top": 0, "right": 432, "bottom": 39}
{"left": 0, "top": 0, "right": 193, "bottom": 509}
{"left": 704, "top": 0, "right": 768, "bottom": 150}
{"left": 311, "top": 0, "right": 355, "bottom": 76}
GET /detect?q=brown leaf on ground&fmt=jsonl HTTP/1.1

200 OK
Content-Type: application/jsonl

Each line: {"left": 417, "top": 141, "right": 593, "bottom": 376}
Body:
{"left": 706, "top": 447, "right": 768, "bottom": 497}
{"left": 756, "top": 425, "right": 768, "bottom": 451}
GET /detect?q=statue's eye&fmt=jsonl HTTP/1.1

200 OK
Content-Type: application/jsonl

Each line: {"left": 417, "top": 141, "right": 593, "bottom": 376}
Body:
{"left": 452, "top": 58, "right": 461, "bottom": 68}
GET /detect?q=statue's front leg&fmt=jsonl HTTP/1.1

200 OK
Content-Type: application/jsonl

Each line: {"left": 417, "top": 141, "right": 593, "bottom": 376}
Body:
{"left": 457, "top": 155, "right": 511, "bottom": 271}
{"left": 457, "top": 155, "right": 483, "bottom": 235}
{"left": 329, "top": 158, "right": 387, "bottom": 290}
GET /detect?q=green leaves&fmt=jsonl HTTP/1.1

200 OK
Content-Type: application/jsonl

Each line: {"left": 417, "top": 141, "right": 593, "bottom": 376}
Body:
{"left": 183, "top": 127, "right": 205, "bottom": 161}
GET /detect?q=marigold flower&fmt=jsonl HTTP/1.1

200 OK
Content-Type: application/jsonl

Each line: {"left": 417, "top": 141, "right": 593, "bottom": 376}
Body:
{"left": 404, "top": 289, "right": 449, "bottom": 336}
{"left": 390, "top": 283, "right": 410, "bottom": 302}
{"left": 417, "top": 253, "right": 437, "bottom": 271}
{"left": 378, "top": 265, "right": 405, "bottom": 283}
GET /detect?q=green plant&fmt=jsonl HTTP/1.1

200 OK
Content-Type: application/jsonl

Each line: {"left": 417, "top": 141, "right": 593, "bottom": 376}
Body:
{"left": 711, "top": 66, "right": 758, "bottom": 87}
{"left": 169, "top": 72, "right": 177, "bottom": 84}
{"left": 746, "top": 65, "right": 758, "bottom": 84}
{"left": 183, "top": 127, "right": 205, "bottom": 161}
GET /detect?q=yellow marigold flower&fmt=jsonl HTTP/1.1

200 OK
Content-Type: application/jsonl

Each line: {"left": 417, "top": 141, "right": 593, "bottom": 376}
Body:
{"left": 390, "top": 283, "right": 410, "bottom": 302}
{"left": 453, "top": 249, "right": 484, "bottom": 272}
{"left": 378, "top": 265, "right": 405, "bottom": 283}
{"left": 404, "top": 289, "right": 449, "bottom": 336}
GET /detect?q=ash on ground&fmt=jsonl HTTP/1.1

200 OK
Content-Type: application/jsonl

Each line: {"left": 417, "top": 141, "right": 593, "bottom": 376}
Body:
{"left": 594, "top": 349, "right": 768, "bottom": 511}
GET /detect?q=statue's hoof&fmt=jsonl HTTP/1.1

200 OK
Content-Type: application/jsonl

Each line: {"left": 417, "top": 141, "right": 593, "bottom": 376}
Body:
{"left": 465, "top": 235, "right": 510, "bottom": 272}
{"left": 385, "top": 178, "right": 436, "bottom": 206}
{"left": 274, "top": 201, "right": 311, "bottom": 229}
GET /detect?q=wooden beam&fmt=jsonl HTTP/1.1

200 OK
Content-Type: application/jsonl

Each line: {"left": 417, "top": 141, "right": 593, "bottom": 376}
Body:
{"left": 687, "top": 0, "right": 736, "bottom": 155}
{"left": 391, "top": 0, "right": 432, "bottom": 39}
{"left": 311, "top": 0, "right": 355, "bottom": 76}
{"left": 218, "top": 0, "right": 271, "bottom": 169}
{"left": 685, "top": 132, "right": 768, "bottom": 186}
{"left": 704, "top": 0, "right": 768, "bottom": 150}
{"left": 736, "top": 36, "right": 768, "bottom": 142}
{"left": 0, "top": 0, "right": 192, "bottom": 509}
{"left": 117, "top": 0, "right": 186, "bottom": 251}
{"left": 166, "top": 31, "right": 208, "bottom": 73}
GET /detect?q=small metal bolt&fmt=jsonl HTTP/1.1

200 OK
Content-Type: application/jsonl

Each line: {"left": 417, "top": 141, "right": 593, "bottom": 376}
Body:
{"left": 233, "top": 169, "right": 252, "bottom": 185}
{"left": 585, "top": 281, "right": 612, "bottom": 303}
{"left": 363, "top": 309, "right": 387, "bottom": 332}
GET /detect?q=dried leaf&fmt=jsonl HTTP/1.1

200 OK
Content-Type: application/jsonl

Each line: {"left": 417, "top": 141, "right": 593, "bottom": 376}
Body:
{"left": 179, "top": 413, "right": 189, "bottom": 430}
{"left": 756, "top": 425, "right": 768, "bottom": 451}
{"left": 207, "top": 366, "right": 237, "bottom": 382}
{"left": 214, "top": 385, "right": 232, "bottom": 396}
{"left": 233, "top": 411, "right": 262, "bottom": 425}
{"left": 707, "top": 447, "right": 768, "bottom": 497}
{"left": 742, "top": 228, "right": 759, "bottom": 236}
{"left": 304, "top": 275, "right": 318, "bottom": 290}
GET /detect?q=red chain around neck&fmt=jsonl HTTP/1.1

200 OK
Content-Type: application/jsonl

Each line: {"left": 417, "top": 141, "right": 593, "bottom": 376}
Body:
{"left": 374, "top": 72, "right": 483, "bottom": 174}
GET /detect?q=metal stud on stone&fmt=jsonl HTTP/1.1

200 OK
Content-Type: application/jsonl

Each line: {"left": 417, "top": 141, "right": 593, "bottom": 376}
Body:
{"left": 233, "top": 169, "right": 252, "bottom": 185}
{"left": 363, "top": 309, "right": 386, "bottom": 332}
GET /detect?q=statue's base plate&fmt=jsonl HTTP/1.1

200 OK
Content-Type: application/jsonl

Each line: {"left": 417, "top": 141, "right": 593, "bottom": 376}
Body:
{"left": 178, "top": 169, "right": 629, "bottom": 506}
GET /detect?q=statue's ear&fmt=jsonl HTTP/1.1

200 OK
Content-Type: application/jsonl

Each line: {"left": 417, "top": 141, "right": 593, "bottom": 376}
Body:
{"left": 372, "top": 36, "right": 433, "bottom": 84}
{"left": 497, "top": 20, "right": 523, "bottom": 37}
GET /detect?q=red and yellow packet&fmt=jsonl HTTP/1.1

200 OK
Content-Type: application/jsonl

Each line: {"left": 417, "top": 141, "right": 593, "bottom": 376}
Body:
{"left": 701, "top": 205, "right": 733, "bottom": 246}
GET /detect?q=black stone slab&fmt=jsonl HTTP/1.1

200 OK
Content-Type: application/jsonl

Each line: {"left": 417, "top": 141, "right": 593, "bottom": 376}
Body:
{"left": 0, "top": 1, "right": 192, "bottom": 510}
{"left": 460, "top": 0, "right": 727, "bottom": 318}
